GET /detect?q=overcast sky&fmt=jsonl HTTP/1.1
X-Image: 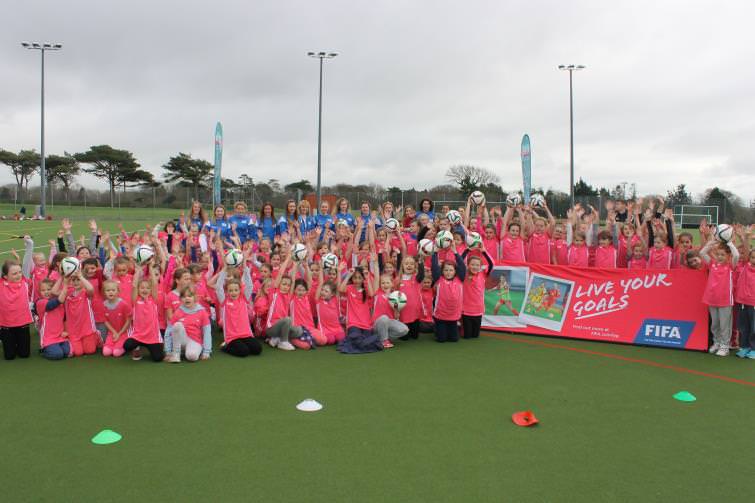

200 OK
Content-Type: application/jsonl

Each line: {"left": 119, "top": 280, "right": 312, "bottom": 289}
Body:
{"left": 1, "top": 0, "right": 754, "bottom": 202}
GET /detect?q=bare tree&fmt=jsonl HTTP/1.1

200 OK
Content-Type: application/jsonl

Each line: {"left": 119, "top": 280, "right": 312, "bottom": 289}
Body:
{"left": 445, "top": 165, "right": 500, "bottom": 194}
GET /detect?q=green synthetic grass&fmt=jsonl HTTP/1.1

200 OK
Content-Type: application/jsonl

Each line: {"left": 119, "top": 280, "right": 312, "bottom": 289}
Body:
{"left": 1, "top": 333, "right": 753, "bottom": 502}
{"left": 0, "top": 205, "right": 178, "bottom": 257}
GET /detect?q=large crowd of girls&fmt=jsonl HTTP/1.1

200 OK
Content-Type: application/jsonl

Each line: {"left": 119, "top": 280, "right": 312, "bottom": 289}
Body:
{"left": 0, "top": 194, "right": 753, "bottom": 362}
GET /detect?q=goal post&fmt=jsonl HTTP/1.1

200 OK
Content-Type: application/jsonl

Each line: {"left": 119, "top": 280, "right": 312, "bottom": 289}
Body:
{"left": 674, "top": 204, "right": 719, "bottom": 229}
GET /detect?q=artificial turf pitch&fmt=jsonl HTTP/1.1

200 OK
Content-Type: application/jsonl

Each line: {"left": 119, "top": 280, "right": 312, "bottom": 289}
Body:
{"left": 2, "top": 332, "right": 754, "bottom": 502}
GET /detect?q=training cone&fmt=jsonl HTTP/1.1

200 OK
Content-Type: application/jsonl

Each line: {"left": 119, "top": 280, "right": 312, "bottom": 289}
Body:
{"left": 296, "top": 399, "right": 323, "bottom": 412}
{"left": 673, "top": 391, "right": 697, "bottom": 402}
{"left": 511, "top": 410, "right": 539, "bottom": 427}
{"left": 91, "top": 429, "right": 122, "bottom": 445}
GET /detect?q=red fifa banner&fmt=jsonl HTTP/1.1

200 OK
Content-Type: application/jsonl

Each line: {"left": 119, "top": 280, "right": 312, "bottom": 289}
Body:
{"left": 481, "top": 262, "right": 708, "bottom": 351}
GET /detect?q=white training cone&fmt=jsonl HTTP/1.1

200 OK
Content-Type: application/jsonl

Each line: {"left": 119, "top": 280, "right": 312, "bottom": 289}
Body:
{"left": 296, "top": 399, "right": 323, "bottom": 412}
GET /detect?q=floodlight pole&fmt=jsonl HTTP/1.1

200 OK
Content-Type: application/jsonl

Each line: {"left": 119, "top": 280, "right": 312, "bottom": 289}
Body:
{"left": 22, "top": 42, "right": 62, "bottom": 218}
{"left": 307, "top": 51, "right": 338, "bottom": 212}
{"left": 558, "top": 64, "right": 585, "bottom": 208}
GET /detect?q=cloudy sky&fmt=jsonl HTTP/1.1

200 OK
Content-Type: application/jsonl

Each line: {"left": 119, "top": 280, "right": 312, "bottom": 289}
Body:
{"left": 1, "top": 0, "right": 754, "bottom": 202}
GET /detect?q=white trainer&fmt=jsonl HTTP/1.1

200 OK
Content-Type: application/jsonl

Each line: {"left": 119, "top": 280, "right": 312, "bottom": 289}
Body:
{"left": 166, "top": 353, "right": 181, "bottom": 363}
{"left": 708, "top": 343, "right": 720, "bottom": 354}
{"left": 277, "top": 341, "right": 295, "bottom": 351}
{"left": 715, "top": 347, "right": 729, "bottom": 357}
{"left": 268, "top": 337, "right": 280, "bottom": 348}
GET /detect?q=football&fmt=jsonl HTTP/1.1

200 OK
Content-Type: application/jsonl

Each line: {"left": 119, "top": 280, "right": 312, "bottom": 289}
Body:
{"left": 446, "top": 210, "right": 462, "bottom": 226}
{"left": 466, "top": 231, "right": 482, "bottom": 249}
{"left": 291, "top": 243, "right": 308, "bottom": 262}
{"left": 714, "top": 224, "right": 733, "bottom": 243}
{"left": 224, "top": 248, "right": 244, "bottom": 267}
{"left": 470, "top": 191, "right": 485, "bottom": 206}
{"left": 322, "top": 253, "right": 339, "bottom": 269}
{"left": 387, "top": 290, "right": 407, "bottom": 311}
{"left": 506, "top": 193, "right": 522, "bottom": 208}
{"left": 435, "top": 230, "right": 453, "bottom": 249}
{"left": 61, "top": 256, "right": 80, "bottom": 277}
{"left": 531, "top": 193, "right": 546, "bottom": 208}
{"left": 384, "top": 218, "right": 400, "bottom": 231}
{"left": 419, "top": 238, "right": 436, "bottom": 256}
{"left": 134, "top": 244, "right": 154, "bottom": 265}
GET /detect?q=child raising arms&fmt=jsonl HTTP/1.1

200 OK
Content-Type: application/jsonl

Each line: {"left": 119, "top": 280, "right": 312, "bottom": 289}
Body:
{"left": 123, "top": 265, "right": 165, "bottom": 362}
{"left": 431, "top": 240, "right": 467, "bottom": 343}
{"left": 700, "top": 237, "right": 739, "bottom": 356}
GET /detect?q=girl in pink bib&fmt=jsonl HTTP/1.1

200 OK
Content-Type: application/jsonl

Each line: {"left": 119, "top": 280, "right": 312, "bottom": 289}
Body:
{"left": 36, "top": 278, "right": 69, "bottom": 360}
{"left": 700, "top": 238, "right": 740, "bottom": 356}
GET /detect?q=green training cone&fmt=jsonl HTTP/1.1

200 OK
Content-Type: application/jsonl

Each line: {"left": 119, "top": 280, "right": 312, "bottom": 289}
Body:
{"left": 91, "top": 429, "right": 122, "bottom": 445}
{"left": 673, "top": 391, "right": 696, "bottom": 402}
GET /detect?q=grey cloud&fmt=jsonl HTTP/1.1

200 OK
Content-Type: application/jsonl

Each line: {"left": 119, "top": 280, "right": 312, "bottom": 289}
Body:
{"left": 1, "top": 0, "right": 753, "bottom": 202}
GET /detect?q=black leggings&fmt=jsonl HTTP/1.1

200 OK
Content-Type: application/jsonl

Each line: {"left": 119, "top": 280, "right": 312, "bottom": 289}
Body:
{"left": 433, "top": 318, "right": 459, "bottom": 343}
{"left": 123, "top": 339, "right": 164, "bottom": 362}
{"left": 461, "top": 315, "right": 482, "bottom": 339}
{"left": 400, "top": 320, "right": 421, "bottom": 341}
{"left": 1, "top": 325, "right": 31, "bottom": 360}
{"left": 223, "top": 337, "right": 263, "bottom": 357}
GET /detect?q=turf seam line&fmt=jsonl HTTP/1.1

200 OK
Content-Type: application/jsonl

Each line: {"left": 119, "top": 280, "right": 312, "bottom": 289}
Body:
{"left": 484, "top": 333, "right": 755, "bottom": 388}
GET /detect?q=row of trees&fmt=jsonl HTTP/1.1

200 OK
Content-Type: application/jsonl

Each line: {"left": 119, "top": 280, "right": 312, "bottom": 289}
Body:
{"left": 0, "top": 146, "right": 154, "bottom": 207}
{"left": 1, "top": 147, "right": 752, "bottom": 222}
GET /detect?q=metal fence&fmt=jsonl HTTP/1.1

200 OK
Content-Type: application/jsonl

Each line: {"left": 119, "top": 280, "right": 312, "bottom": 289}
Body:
{"left": 1, "top": 183, "right": 752, "bottom": 224}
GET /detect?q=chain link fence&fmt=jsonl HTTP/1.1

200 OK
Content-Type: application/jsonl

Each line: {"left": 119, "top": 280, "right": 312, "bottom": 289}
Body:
{"left": 1, "top": 183, "right": 752, "bottom": 224}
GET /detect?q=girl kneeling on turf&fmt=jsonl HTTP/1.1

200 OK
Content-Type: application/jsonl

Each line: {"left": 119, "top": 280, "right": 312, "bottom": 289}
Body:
{"left": 64, "top": 271, "right": 99, "bottom": 357}
{"left": 0, "top": 260, "right": 34, "bottom": 360}
{"left": 461, "top": 249, "right": 493, "bottom": 339}
{"left": 213, "top": 266, "right": 263, "bottom": 357}
{"left": 431, "top": 242, "right": 466, "bottom": 342}
{"left": 123, "top": 266, "right": 165, "bottom": 362}
{"left": 315, "top": 274, "right": 345, "bottom": 345}
{"left": 102, "top": 280, "right": 131, "bottom": 357}
{"left": 36, "top": 278, "right": 69, "bottom": 360}
{"left": 165, "top": 288, "right": 212, "bottom": 363}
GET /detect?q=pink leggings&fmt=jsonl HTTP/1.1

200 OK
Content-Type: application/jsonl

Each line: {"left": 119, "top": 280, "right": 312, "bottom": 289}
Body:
{"left": 70, "top": 333, "right": 99, "bottom": 357}
{"left": 102, "top": 333, "right": 127, "bottom": 357}
{"left": 290, "top": 328, "right": 327, "bottom": 350}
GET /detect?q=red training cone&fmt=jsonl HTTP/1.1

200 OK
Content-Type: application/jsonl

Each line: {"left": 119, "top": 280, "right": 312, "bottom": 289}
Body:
{"left": 511, "top": 410, "right": 539, "bottom": 427}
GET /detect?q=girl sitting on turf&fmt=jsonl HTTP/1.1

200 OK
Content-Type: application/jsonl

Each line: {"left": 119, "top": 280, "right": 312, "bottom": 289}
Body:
{"left": 164, "top": 288, "right": 212, "bottom": 363}
{"left": 431, "top": 240, "right": 466, "bottom": 343}
{"left": 700, "top": 237, "right": 739, "bottom": 356}
{"left": 289, "top": 274, "right": 326, "bottom": 350}
{"left": 265, "top": 256, "right": 297, "bottom": 351}
{"left": 337, "top": 256, "right": 385, "bottom": 354}
{"left": 102, "top": 280, "right": 131, "bottom": 358}
{"left": 396, "top": 252, "right": 424, "bottom": 341}
{"left": 36, "top": 278, "right": 69, "bottom": 360}
{"left": 371, "top": 274, "right": 409, "bottom": 349}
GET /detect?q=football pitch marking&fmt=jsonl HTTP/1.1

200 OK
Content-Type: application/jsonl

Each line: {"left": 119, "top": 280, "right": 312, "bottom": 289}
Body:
{"left": 484, "top": 332, "right": 755, "bottom": 388}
